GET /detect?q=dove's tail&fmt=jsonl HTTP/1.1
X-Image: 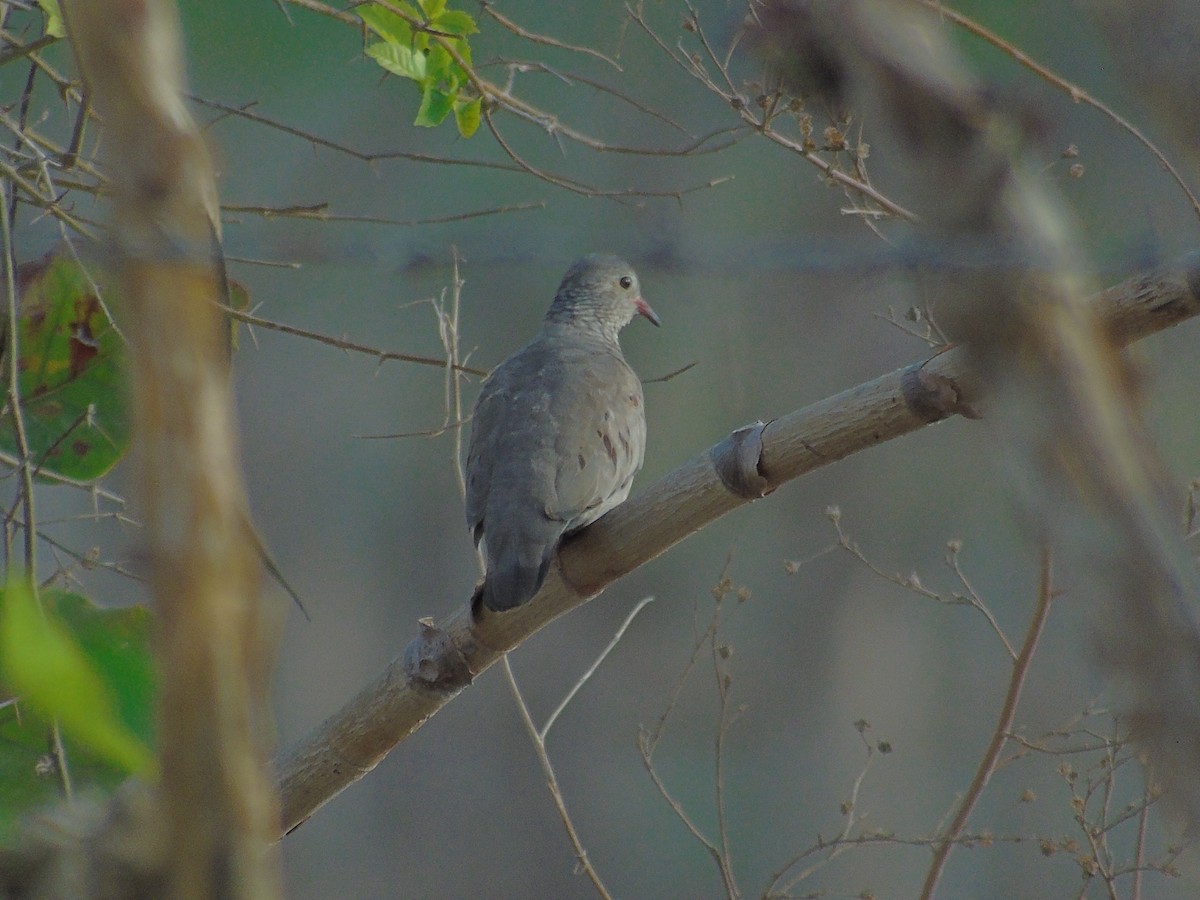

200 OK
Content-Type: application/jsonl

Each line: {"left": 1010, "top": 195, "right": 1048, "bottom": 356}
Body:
{"left": 480, "top": 553, "right": 554, "bottom": 612}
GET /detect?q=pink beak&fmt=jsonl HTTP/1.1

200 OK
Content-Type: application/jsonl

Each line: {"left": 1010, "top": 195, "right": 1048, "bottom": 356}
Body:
{"left": 636, "top": 297, "right": 661, "bottom": 327}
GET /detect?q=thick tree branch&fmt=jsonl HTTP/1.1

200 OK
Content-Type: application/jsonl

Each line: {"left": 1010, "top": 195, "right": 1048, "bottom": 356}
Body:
{"left": 276, "top": 253, "right": 1200, "bottom": 835}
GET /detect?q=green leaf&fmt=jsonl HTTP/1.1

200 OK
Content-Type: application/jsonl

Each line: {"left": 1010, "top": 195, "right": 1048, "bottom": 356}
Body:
{"left": 424, "top": 44, "right": 453, "bottom": 87}
{"left": 433, "top": 10, "right": 477, "bottom": 37}
{"left": 226, "top": 279, "right": 252, "bottom": 353}
{"left": 0, "top": 583, "right": 154, "bottom": 779}
{"left": 434, "top": 9, "right": 475, "bottom": 37}
{"left": 453, "top": 36, "right": 472, "bottom": 69}
{"left": 418, "top": 0, "right": 446, "bottom": 19}
{"left": 358, "top": 4, "right": 413, "bottom": 45}
{"left": 0, "top": 593, "right": 155, "bottom": 844}
{"left": 391, "top": 0, "right": 426, "bottom": 18}
{"left": 366, "top": 40, "right": 427, "bottom": 82}
{"left": 414, "top": 86, "right": 454, "bottom": 127}
{"left": 454, "top": 96, "right": 481, "bottom": 137}
{"left": 46, "top": 592, "right": 156, "bottom": 747}
{"left": 37, "top": 0, "right": 65, "bottom": 38}
{"left": 0, "top": 253, "right": 131, "bottom": 482}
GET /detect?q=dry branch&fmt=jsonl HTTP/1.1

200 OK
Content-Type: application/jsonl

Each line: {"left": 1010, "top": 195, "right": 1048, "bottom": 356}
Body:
{"left": 276, "top": 254, "right": 1200, "bottom": 835}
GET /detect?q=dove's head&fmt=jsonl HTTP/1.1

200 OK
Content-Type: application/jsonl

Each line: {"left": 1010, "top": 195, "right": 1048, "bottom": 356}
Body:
{"left": 545, "top": 254, "right": 660, "bottom": 341}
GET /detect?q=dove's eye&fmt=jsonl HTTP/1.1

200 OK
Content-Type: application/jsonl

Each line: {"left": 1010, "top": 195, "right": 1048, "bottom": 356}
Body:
{"left": 619, "top": 276, "right": 633, "bottom": 289}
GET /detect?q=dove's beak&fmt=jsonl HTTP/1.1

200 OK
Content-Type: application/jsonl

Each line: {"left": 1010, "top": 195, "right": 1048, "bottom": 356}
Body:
{"left": 636, "top": 298, "right": 661, "bottom": 327}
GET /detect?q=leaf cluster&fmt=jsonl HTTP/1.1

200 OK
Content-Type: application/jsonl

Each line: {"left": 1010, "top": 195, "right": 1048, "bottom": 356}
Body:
{"left": 360, "top": 0, "right": 482, "bottom": 137}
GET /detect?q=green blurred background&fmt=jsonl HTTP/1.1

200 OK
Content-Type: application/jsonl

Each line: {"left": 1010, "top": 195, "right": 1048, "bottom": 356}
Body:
{"left": 8, "top": 0, "right": 1200, "bottom": 896}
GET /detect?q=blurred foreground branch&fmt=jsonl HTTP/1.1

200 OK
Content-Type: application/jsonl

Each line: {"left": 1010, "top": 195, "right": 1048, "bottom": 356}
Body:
{"left": 776, "top": 0, "right": 1200, "bottom": 847}
{"left": 277, "top": 254, "right": 1200, "bottom": 834}
{"left": 1, "top": 1, "right": 285, "bottom": 897}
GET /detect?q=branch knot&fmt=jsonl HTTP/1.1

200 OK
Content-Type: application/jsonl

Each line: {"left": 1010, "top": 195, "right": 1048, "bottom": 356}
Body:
{"left": 711, "top": 421, "right": 772, "bottom": 499}
{"left": 402, "top": 618, "right": 473, "bottom": 693}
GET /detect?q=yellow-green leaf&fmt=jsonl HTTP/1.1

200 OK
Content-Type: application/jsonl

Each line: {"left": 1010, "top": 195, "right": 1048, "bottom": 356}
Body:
{"left": 454, "top": 96, "right": 481, "bottom": 137}
{"left": 38, "top": 0, "right": 65, "bottom": 38}
{"left": 366, "top": 40, "right": 427, "bottom": 82}
{"left": 0, "top": 581, "right": 153, "bottom": 776}
{"left": 418, "top": 0, "right": 446, "bottom": 19}
{"left": 434, "top": 10, "right": 477, "bottom": 37}
{"left": 358, "top": 3, "right": 413, "bottom": 45}
{"left": 454, "top": 35, "right": 473, "bottom": 69}
{"left": 415, "top": 86, "right": 454, "bottom": 127}
{"left": 425, "top": 43, "right": 453, "bottom": 85}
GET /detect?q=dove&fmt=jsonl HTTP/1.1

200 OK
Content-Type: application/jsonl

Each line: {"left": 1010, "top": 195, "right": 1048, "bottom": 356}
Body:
{"left": 465, "top": 254, "right": 660, "bottom": 612}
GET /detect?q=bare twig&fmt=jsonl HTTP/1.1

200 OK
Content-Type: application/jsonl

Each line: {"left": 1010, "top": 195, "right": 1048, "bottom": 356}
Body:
{"left": 189, "top": 95, "right": 523, "bottom": 173}
{"left": 480, "top": 2, "right": 622, "bottom": 70}
{"left": 502, "top": 657, "right": 614, "bottom": 900}
{"left": 643, "top": 360, "right": 697, "bottom": 384}
{"left": 500, "top": 596, "right": 653, "bottom": 896}
{"left": 0, "top": 166, "right": 74, "bottom": 802}
{"left": 768, "top": 725, "right": 882, "bottom": 896}
{"left": 221, "top": 200, "right": 545, "bottom": 228}
{"left": 541, "top": 596, "right": 654, "bottom": 740}
{"left": 919, "top": 547, "right": 1056, "bottom": 900}
{"left": 913, "top": 0, "right": 1200, "bottom": 222}
{"left": 625, "top": 1, "right": 917, "bottom": 222}
{"left": 219, "top": 303, "right": 488, "bottom": 377}
{"left": 638, "top": 563, "right": 741, "bottom": 898}
{"left": 439, "top": 249, "right": 469, "bottom": 503}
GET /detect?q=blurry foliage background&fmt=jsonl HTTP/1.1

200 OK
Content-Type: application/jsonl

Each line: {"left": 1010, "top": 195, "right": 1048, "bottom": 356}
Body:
{"left": 6, "top": 0, "right": 1200, "bottom": 896}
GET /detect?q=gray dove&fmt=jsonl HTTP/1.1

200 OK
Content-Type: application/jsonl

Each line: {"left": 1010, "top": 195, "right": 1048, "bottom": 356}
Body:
{"left": 466, "top": 254, "right": 660, "bottom": 612}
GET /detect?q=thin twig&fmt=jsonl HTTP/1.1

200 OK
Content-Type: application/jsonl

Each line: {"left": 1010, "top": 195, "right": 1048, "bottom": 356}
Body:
{"left": 482, "top": 106, "right": 732, "bottom": 200}
{"left": 480, "top": 2, "right": 622, "bottom": 70}
{"left": 541, "top": 596, "right": 654, "bottom": 740}
{"left": 500, "top": 595, "right": 654, "bottom": 895}
{"left": 710, "top": 623, "right": 740, "bottom": 899}
{"left": 639, "top": 558, "right": 742, "bottom": 897}
{"left": 644, "top": 558, "right": 727, "bottom": 754}
{"left": 643, "top": 360, "right": 697, "bottom": 384}
{"left": 477, "top": 59, "right": 698, "bottom": 136}
{"left": 946, "top": 541, "right": 1015, "bottom": 660}
{"left": 624, "top": 2, "right": 917, "bottom": 222}
{"left": 638, "top": 729, "right": 727, "bottom": 867}
{"left": 189, "top": 95, "right": 522, "bottom": 173}
{"left": 769, "top": 727, "right": 879, "bottom": 895}
{"left": 219, "top": 303, "right": 488, "bottom": 377}
{"left": 353, "top": 415, "right": 472, "bottom": 441}
{"left": 221, "top": 200, "right": 544, "bottom": 227}
{"left": 919, "top": 546, "right": 1056, "bottom": 900}
{"left": 502, "top": 657, "right": 614, "bottom": 900}
{"left": 1131, "top": 782, "right": 1151, "bottom": 900}
{"left": 0, "top": 175, "right": 36, "bottom": 578}
{"left": 0, "top": 162, "right": 72, "bottom": 801}
{"left": 914, "top": 0, "right": 1200, "bottom": 221}
{"left": 442, "top": 249, "right": 469, "bottom": 503}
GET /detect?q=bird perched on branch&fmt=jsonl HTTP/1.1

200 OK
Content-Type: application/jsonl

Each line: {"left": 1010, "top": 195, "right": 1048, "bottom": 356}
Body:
{"left": 465, "top": 254, "right": 660, "bottom": 612}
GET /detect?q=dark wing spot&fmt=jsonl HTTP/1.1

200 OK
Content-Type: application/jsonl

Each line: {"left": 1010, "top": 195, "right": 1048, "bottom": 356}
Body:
{"left": 603, "top": 409, "right": 612, "bottom": 421}
{"left": 628, "top": 394, "right": 640, "bottom": 408}
{"left": 578, "top": 453, "right": 587, "bottom": 470}
{"left": 602, "top": 433, "right": 617, "bottom": 465}
{"left": 618, "top": 430, "right": 630, "bottom": 457}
